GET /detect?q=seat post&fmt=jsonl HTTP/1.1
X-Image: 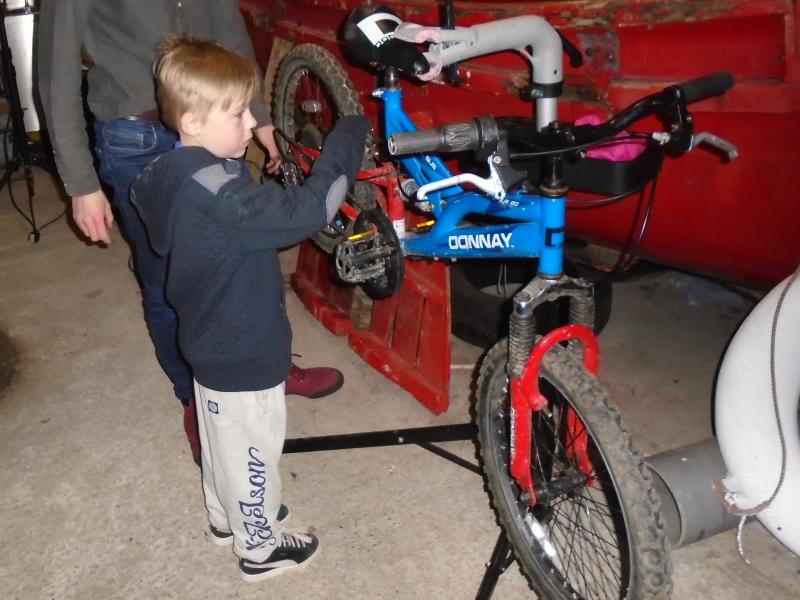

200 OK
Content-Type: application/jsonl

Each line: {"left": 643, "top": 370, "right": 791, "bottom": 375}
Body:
{"left": 383, "top": 66, "right": 400, "bottom": 90}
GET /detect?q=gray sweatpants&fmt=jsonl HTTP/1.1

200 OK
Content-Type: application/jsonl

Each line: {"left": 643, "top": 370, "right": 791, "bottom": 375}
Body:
{"left": 194, "top": 380, "right": 286, "bottom": 563}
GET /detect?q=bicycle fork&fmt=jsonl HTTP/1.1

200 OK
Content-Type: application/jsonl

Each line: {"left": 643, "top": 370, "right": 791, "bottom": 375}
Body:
{"left": 507, "top": 275, "right": 599, "bottom": 506}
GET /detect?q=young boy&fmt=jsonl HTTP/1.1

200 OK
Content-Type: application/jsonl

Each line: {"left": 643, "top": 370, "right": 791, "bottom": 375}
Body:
{"left": 131, "top": 37, "right": 370, "bottom": 581}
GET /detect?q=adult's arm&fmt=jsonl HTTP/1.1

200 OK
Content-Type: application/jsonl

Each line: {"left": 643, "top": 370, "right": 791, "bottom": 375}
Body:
{"left": 38, "top": 0, "right": 114, "bottom": 243}
{"left": 38, "top": 0, "right": 99, "bottom": 197}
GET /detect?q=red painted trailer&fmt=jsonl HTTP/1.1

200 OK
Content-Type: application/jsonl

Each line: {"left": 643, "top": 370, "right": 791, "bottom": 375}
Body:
{"left": 241, "top": 0, "right": 800, "bottom": 287}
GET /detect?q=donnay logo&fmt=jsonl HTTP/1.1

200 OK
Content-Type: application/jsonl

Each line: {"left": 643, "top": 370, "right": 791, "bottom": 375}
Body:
{"left": 448, "top": 232, "right": 512, "bottom": 250}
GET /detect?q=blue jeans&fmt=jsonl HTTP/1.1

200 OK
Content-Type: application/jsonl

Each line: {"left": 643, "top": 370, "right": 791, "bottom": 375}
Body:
{"left": 95, "top": 118, "right": 194, "bottom": 402}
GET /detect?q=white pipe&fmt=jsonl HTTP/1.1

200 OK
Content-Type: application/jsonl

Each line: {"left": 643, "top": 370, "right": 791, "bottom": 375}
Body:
{"left": 716, "top": 269, "right": 800, "bottom": 556}
{"left": 395, "top": 17, "right": 562, "bottom": 84}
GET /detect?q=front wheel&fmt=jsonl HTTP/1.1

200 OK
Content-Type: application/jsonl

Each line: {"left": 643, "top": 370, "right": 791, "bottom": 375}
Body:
{"left": 476, "top": 340, "right": 672, "bottom": 599}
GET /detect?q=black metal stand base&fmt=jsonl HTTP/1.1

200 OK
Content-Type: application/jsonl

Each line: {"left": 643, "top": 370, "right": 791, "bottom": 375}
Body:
{"left": 284, "top": 423, "right": 515, "bottom": 599}
{"left": 0, "top": 155, "right": 40, "bottom": 241}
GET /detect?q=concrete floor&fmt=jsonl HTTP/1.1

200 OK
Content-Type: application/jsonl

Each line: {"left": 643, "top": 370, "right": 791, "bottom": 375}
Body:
{"left": 1, "top": 170, "right": 798, "bottom": 599}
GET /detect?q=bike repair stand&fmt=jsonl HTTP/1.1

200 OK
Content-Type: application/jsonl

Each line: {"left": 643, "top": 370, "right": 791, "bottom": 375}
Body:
{"left": 284, "top": 423, "right": 516, "bottom": 599}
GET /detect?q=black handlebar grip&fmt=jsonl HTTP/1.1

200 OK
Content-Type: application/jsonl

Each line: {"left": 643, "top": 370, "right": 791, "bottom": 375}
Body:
{"left": 388, "top": 120, "right": 481, "bottom": 156}
{"left": 677, "top": 72, "right": 734, "bottom": 104}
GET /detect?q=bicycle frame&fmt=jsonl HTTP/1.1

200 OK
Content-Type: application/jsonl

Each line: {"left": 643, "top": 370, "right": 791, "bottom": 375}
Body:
{"left": 283, "top": 84, "right": 568, "bottom": 278}
{"left": 378, "top": 83, "right": 566, "bottom": 277}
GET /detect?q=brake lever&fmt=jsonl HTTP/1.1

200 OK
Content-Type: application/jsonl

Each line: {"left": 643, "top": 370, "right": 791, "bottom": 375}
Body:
{"left": 651, "top": 131, "right": 738, "bottom": 161}
{"left": 691, "top": 132, "right": 739, "bottom": 161}
{"left": 417, "top": 154, "right": 507, "bottom": 202}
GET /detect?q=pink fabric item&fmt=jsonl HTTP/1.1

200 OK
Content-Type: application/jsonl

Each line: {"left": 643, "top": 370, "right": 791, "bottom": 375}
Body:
{"left": 575, "top": 114, "right": 646, "bottom": 161}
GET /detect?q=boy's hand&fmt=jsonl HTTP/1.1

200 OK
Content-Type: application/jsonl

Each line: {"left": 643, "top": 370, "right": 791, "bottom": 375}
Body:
{"left": 255, "top": 124, "right": 282, "bottom": 175}
{"left": 72, "top": 189, "right": 114, "bottom": 244}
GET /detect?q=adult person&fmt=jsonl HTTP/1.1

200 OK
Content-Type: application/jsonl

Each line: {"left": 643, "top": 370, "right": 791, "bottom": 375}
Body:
{"left": 38, "top": 1, "right": 345, "bottom": 464}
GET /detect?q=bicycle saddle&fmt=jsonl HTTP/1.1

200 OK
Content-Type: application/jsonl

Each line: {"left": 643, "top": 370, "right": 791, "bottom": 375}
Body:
{"left": 343, "top": 4, "right": 430, "bottom": 76}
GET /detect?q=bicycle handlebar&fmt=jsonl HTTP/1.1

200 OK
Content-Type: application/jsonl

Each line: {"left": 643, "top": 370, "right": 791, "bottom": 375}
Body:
{"left": 386, "top": 115, "right": 498, "bottom": 156}
{"left": 678, "top": 72, "right": 734, "bottom": 104}
{"left": 388, "top": 72, "right": 734, "bottom": 157}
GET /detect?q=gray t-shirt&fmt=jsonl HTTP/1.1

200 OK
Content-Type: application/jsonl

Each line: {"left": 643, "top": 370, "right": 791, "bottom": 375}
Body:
{"left": 38, "top": 0, "right": 270, "bottom": 197}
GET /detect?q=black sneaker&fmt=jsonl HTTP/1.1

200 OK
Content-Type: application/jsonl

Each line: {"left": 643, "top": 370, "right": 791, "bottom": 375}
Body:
{"left": 208, "top": 504, "right": 290, "bottom": 547}
{"left": 239, "top": 531, "right": 320, "bottom": 582}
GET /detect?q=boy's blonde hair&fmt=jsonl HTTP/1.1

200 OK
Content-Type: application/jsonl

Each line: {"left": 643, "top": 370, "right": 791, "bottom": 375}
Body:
{"left": 155, "top": 36, "right": 261, "bottom": 131}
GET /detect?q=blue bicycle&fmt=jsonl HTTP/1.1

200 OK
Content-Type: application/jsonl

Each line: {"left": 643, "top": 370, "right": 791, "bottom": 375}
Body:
{"left": 274, "top": 7, "right": 735, "bottom": 598}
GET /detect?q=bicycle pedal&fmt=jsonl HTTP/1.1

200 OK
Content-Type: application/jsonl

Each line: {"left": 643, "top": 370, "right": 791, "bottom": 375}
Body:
{"left": 334, "top": 232, "right": 393, "bottom": 284}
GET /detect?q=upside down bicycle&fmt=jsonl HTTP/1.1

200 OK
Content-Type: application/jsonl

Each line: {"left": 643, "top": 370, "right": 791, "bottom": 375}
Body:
{"left": 272, "top": 7, "right": 736, "bottom": 599}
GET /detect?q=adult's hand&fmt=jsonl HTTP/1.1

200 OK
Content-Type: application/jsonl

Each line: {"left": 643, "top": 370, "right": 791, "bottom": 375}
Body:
{"left": 72, "top": 189, "right": 114, "bottom": 244}
{"left": 255, "top": 124, "right": 282, "bottom": 176}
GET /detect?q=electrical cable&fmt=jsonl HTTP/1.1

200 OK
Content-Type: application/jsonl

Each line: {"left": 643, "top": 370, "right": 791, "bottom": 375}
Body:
{"left": 566, "top": 182, "right": 648, "bottom": 208}
{"left": 594, "top": 173, "right": 659, "bottom": 282}
{"left": 618, "top": 176, "right": 658, "bottom": 271}
{"left": 509, "top": 132, "right": 653, "bottom": 160}
{"left": 1, "top": 101, "right": 65, "bottom": 240}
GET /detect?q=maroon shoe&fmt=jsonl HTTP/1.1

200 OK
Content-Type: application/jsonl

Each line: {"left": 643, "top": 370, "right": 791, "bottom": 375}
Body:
{"left": 285, "top": 363, "right": 344, "bottom": 398}
{"left": 183, "top": 398, "right": 202, "bottom": 467}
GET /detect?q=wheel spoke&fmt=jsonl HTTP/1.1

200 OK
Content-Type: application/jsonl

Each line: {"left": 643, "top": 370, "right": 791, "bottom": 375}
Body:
{"left": 550, "top": 482, "right": 619, "bottom": 551}
{"left": 549, "top": 494, "right": 621, "bottom": 587}
{"left": 526, "top": 386, "right": 626, "bottom": 597}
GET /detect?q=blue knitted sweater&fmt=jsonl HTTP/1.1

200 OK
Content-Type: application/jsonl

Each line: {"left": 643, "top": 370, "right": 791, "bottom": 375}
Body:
{"left": 131, "top": 116, "right": 369, "bottom": 391}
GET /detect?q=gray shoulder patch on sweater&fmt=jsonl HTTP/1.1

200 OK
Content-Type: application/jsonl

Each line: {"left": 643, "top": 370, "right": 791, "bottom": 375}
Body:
{"left": 325, "top": 175, "right": 349, "bottom": 222}
{"left": 192, "top": 164, "right": 238, "bottom": 194}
